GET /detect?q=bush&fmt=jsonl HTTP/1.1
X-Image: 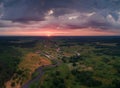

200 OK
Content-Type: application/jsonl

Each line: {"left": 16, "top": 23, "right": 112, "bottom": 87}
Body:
{"left": 11, "top": 82, "right": 15, "bottom": 87}
{"left": 71, "top": 70, "right": 102, "bottom": 87}
{"left": 112, "top": 79, "right": 120, "bottom": 88}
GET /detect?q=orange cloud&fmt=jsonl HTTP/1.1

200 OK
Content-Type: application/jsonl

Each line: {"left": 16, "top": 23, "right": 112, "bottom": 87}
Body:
{"left": 0, "top": 28, "right": 119, "bottom": 36}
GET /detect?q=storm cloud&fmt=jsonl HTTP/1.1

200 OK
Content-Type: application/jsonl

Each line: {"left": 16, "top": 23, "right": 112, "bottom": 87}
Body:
{"left": 0, "top": 0, "right": 120, "bottom": 32}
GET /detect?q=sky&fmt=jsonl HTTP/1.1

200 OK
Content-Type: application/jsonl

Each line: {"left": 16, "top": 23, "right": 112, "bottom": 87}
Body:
{"left": 0, "top": 0, "right": 120, "bottom": 36}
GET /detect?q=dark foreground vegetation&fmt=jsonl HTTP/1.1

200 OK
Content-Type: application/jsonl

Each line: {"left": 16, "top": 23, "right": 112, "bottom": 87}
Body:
{"left": 0, "top": 36, "right": 120, "bottom": 88}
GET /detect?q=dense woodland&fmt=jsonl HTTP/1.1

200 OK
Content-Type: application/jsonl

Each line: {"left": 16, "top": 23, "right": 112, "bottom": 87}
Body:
{"left": 0, "top": 36, "right": 120, "bottom": 88}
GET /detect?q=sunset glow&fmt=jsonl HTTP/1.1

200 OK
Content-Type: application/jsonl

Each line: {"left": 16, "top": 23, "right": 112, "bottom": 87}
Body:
{"left": 45, "top": 31, "right": 53, "bottom": 36}
{"left": 0, "top": 28, "right": 119, "bottom": 36}
{"left": 0, "top": 0, "right": 120, "bottom": 36}
{"left": 0, "top": 1, "right": 120, "bottom": 87}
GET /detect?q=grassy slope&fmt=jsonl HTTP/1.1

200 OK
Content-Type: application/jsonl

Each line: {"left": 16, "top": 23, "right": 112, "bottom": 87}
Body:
{"left": 5, "top": 52, "right": 51, "bottom": 88}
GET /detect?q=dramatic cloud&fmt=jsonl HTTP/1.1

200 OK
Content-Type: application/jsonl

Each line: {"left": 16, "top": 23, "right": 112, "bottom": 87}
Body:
{"left": 0, "top": 0, "right": 120, "bottom": 35}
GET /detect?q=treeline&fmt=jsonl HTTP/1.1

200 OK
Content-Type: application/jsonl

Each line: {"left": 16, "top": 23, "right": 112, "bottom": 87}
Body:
{"left": 0, "top": 46, "right": 22, "bottom": 88}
